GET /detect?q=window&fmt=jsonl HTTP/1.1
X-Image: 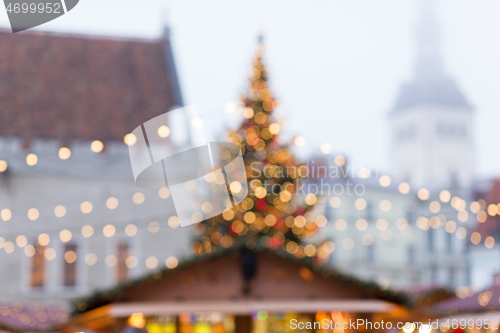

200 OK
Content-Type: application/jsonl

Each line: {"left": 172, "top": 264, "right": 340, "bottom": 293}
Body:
{"left": 30, "top": 244, "right": 45, "bottom": 288}
{"left": 407, "top": 245, "right": 415, "bottom": 266}
{"left": 325, "top": 201, "right": 333, "bottom": 221}
{"left": 427, "top": 228, "right": 434, "bottom": 252}
{"left": 430, "top": 267, "right": 438, "bottom": 282}
{"left": 367, "top": 242, "right": 375, "bottom": 263}
{"left": 117, "top": 243, "right": 129, "bottom": 283}
{"left": 405, "top": 203, "right": 415, "bottom": 225}
{"left": 396, "top": 126, "right": 416, "bottom": 141}
{"left": 446, "top": 232, "right": 453, "bottom": 253}
{"left": 365, "top": 201, "right": 374, "bottom": 222}
{"left": 436, "top": 123, "right": 466, "bottom": 139}
{"left": 63, "top": 244, "right": 77, "bottom": 287}
{"left": 448, "top": 268, "right": 455, "bottom": 286}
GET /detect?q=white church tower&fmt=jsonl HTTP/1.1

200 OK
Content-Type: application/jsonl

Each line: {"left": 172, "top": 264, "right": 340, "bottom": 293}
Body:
{"left": 389, "top": 0, "right": 475, "bottom": 189}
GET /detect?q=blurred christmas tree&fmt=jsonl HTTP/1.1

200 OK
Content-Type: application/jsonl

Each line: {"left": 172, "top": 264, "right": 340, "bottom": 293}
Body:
{"left": 191, "top": 38, "right": 334, "bottom": 266}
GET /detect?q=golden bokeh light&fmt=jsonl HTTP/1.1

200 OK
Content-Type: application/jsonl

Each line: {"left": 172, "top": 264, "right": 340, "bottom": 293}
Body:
{"left": 126, "top": 256, "right": 138, "bottom": 268}
{"left": 477, "top": 211, "right": 487, "bottom": 223}
{"left": 4, "top": 241, "right": 14, "bottom": 254}
{"left": 103, "top": 224, "right": 116, "bottom": 238}
{"left": 24, "top": 245, "right": 35, "bottom": 258}
{"left": 168, "top": 216, "right": 180, "bottom": 228}
{"left": 243, "top": 107, "right": 254, "bottom": 119}
{"left": 379, "top": 200, "right": 391, "bottom": 212}
{"left": 44, "top": 248, "right": 56, "bottom": 261}
{"left": 201, "top": 202, "right": 213, "bottom": 214}
{"left": 85, "top": 253, "right": 97, "bottom": 266}
{"left": 429, "top": 201, "right": 441, "bottom": 214}
{"left": 27, "top": 208, "right": 39, "bottom": 221}
{"left": 458, "top": 210, "right": 469, "bottom": 222}
{"left": 0, "top": 160, "right": 7, "bottom": 172}
{"left": 361, "top": 233, "right": 374, "bottom": 246}
{"left": 106, "top": 254, "right": 117, "bottom": 267}
{"left": 356, "top": 219, "right": 368, "bottom": 231}
{"left": 294, "top": 136, "right": 306, "bottom": 147}
{"left": 398, "top": 182, "right": 410, "bottom": 194}
{"left": 132, "top": 192, "right": 145, "bottom": 204}
{"left": 471, "top": 232, "right": 481, "bottom": 245}
{"left": 379, "top": 175, "right": 391, "bottom": 187}
{"left": 125, "top": 224, "right": 138, "bottom": 236}
{"left": 376, "top": 218, "right": 388, "bottom": 231}
{"left": 124, "top": 133, "right": 137, "bottom": 146}
{"left": 269, "top": 123, "right": 281, "bottom": 135}
{"left": 230, "top": 181, "right": 242, "bottom": 194}
{"left": 439, "top": 190, "right": 451, "bottom": 203}
{"left": 81, "top": 225, "right": 94, "bottom": 238}
{"left": 64, "top": 251, "right": 77, "bottom": 264}
{"left": 354, "top": 198, "right": 367, "bottom": 210}
{"left": 254, "top": 187, "right": 267, "bottom": 199}
{"left": 158, "top": 187, "right": 171, "bottom": 199}
{"left": 358, "top": 167, "right": 370, "bottom": 179}
{"left": 329, "top": 196, "right": 341, "bottom": 208}
{"left": 59, "top": 229, "right": 72, "bottom": 243}
{"left": 58, "top": 147, "right": 71, "bottom": 160}
{"left": 305, "top": 193, "right": 317, "bottom": 206}
{"left": 26, "top": 153, "right": 38, "bottom": 166}
{"left": 304, "top": 244, "right": 317, "bottom": 257}
{"left": 16, "top": 235, "right": 27, "bottom": 248}
{"left": 1, "top": 209, "right": 12, "bottom": 221}
{"left": 128, "top": 313, "right": 145, "bottom": 329}
{"left": 417, "top": 188, "right": 430, "bottom": 201}
{"left": 157, "top": 125, "right": 171, "bottom": 138}
{"left": 148, "top": 221, "right": 160, "bottom": 233}
{"left": 445, "top": 221, "right": 456, "bottom": 233}
{"left": 335, "top": 219, "right": 347, "bottom": 231}
{"left": 91, "top": 140, "right": 104, "bottom": 153}
{"left": 320, "top": 143, "right": 332, "bottom": 155}
{"left": 334, "top": 155, "right": 346, "bottom": 167}
{"left": 54, "top": 205, "right": 66, "bottom": 218}
{"left": 191, "top": 117, "right": 203, "bottom": 129}
{"left": 145, "top": 256, "right": 158, "bottom": 269}
{"left": 485, "top": 236, "right": 495, "bottom": 249}
{"left": 456, "top": 227, "right": 467, "bottom": 240}
{"left": 106, "top": 197, "right": 119, "bottom": 210}
{"left": 38, "top": 233, "right": 50, "bottom": 246}
{"left": 80, "top": 201, "right": 93, "bottom": 214}
{"left": 166, "top": 256, "right": 178, "bottom": 269}
{"left": 487, "top": 204, "right": 498, "bottom": 216}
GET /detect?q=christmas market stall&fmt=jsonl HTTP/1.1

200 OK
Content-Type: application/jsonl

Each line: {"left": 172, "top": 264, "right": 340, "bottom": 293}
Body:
{"left": 62, "top": 246, "right": 410, "bottom": 333}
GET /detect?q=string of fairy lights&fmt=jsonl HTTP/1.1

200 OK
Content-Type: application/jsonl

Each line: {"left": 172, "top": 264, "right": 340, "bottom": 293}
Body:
{"left": 0, "top": 101, "right": 498, "bottom": 303}
{"left": 0, "top": 120, "right": 497, "bottom": 269}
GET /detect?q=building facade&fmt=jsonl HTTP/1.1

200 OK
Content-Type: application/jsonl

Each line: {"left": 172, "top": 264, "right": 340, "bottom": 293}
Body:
{"left": 0, "top": 28, "right": 192, "bottom": 302}
{"left": 389, "top": 0, "right": 475, "bottom": 189}
{"left": 311, "top": 163, "right": 472, "bottom": 291}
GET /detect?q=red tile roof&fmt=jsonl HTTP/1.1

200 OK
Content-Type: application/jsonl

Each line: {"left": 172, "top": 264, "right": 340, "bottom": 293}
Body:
{"left": 0, "top": 29, "right": 181, "bottom": 143}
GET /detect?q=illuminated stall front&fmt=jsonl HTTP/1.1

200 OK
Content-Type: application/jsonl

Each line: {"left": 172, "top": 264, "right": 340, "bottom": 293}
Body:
{"left": 63, "top": 248, "right": 409, "bottom": 333}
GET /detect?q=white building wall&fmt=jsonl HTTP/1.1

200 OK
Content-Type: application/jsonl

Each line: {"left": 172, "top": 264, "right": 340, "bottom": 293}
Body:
{"left": 389, "top": 105, "right": 475, "bottom": 189}
{"left": 0, "top": 137, "right": 193, "bottom": 302}
{"left": 319, "top": 178, "right": 471, "bottom": 290}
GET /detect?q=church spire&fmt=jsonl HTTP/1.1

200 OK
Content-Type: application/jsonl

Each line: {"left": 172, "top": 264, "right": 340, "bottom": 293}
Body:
{"left": 414, "top": 0, "right": 444, "bottom": 81}
{"left": 390, "top": 0, "right": 471, "bottom": 112}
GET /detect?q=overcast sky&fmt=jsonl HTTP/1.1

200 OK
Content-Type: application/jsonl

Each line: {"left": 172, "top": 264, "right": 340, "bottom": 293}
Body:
{"left": 1, "top": 0, "right": 499, "bottom": 179}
